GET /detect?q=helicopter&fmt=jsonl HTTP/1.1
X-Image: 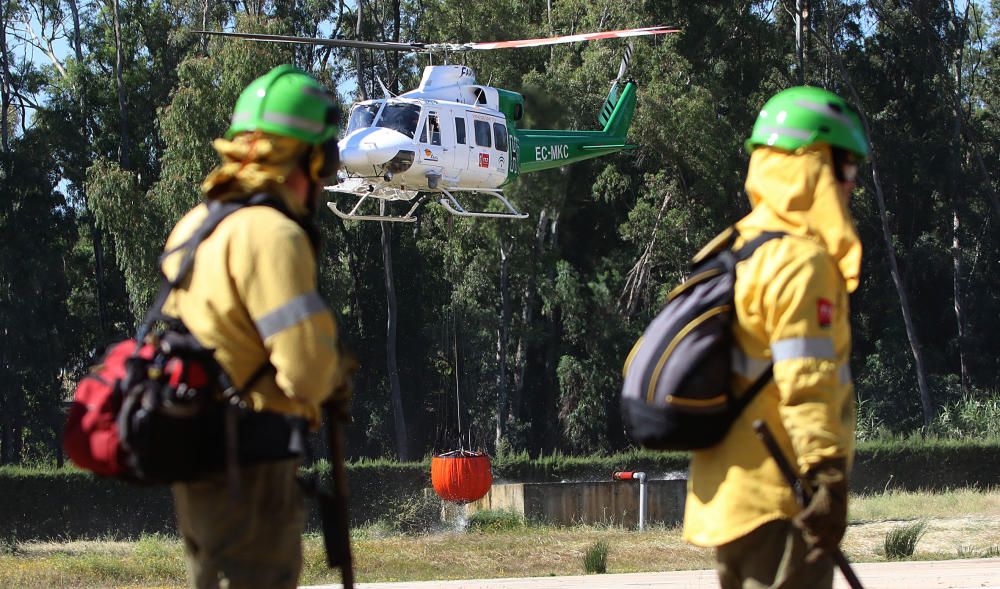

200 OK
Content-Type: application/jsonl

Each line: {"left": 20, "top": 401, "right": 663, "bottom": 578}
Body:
{"left": 197, "top": 26, "right": 679, "bottom": 222}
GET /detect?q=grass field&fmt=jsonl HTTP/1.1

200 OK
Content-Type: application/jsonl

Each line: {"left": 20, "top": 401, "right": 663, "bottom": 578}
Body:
{"left": 2, "top": 489, "right": 999, "bottom": 589}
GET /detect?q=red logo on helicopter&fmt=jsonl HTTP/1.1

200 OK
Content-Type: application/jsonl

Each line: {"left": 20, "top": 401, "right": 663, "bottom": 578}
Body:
{"left": 479, "top": 153, "right": 490, "bottom": 168}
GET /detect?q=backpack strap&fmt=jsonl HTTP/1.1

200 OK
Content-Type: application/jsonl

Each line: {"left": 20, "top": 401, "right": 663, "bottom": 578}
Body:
{"left": 729, "top": 364, "right": 774, "bottom": 416}
{"left": 724, "top": 230, "right": 786, "bottom": 415}
{"left": 139, "top": 194, "right": 284, "bottom": 339}
{"left": 733, "top": 230, "right": 786, "bottom": 262}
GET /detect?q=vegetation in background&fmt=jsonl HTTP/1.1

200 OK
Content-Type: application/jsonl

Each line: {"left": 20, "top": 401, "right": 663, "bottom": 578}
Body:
{"left": 2, "top": 2, "right": 1000, "bottom": 465}
{"left": 2, "top": 488, "right": 999, "bottom": 587}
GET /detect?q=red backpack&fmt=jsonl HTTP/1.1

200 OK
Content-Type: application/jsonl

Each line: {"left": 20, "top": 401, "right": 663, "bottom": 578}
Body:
{"left": 64, "top": 340, "right": 149, "bottom": 476}
{"left": 63, "top": 196, "right": 277, "bottom": 483}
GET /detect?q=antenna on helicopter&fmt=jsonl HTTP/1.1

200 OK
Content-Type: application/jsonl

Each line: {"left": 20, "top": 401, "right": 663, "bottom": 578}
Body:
{"left": 376, "top": 77, "right": 394, "bottom": 99}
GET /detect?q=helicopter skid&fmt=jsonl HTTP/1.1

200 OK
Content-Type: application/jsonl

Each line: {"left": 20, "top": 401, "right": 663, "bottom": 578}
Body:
{"left": 327, "top": 184, "right": 528, "bottom": 222}
{"left": 438, "top": 187, "right": 529, "bottom": 220}
{"left": 327, "top": 195, "right": 424, "bottom": 223}
{"left": 327, "top": 178, "right": 420, "bottom": 202}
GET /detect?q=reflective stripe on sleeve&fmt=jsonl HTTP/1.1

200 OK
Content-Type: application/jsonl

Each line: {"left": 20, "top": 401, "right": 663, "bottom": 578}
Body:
{"left": 771, "top": 337, "right": 835, "bottom": 362}
{"left": 731, "top": 347, "right": 771, "bottom": 382}
{"left": 255, "top": 292, "right": 328, "bottom": 340}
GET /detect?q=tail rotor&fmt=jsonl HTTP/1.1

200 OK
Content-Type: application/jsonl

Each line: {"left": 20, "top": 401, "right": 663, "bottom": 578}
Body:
{"left": 617, "top": 41, "right": 634, "bottom": 82}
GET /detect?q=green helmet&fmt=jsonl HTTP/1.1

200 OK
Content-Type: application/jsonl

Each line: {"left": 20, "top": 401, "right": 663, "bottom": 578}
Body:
{"left": 745, "top": 86, "right": 869, "bottom": 159}
{"left": 227, "top": 64, "right": 339, "bottom": 145}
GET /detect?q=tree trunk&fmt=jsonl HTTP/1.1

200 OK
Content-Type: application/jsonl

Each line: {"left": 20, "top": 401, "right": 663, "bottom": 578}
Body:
{"left": 380, "top": 205, "right": 408, "bottom": 460}
{"left": 1, "top": 0, "right": 11, "bottom": 153}
{"left": 67, "top": 0, "right": 109, "bottom": 334}
{"left": 512, "top": 210, "right": 549, "bottom": 422}
{"left": 201, "top": 0, "right": 211, "bottom": 52}
{"left": 795, "top": 0, "right": 805, "bottom": 84}
{"left": 495, "top": 237, "right": 512, "bottom": 447}
{"left": 0, "top": 420, "right": 8, "bottom": 465}
{"left": 944, "top": 8, "right": 971, "bottom": 396}
{"left": 391, "top": 0, "right": 400, "bottom": 95}
{"left": 813, "top": 20, "right": 935, "bottom": 426}
{"left": 860, "top": 126, "right": 935, "bottom": 426}
{"left": 951, "top": 209, "right": 970, "bottom": 394}
{"left": 110, "top": 0, "right": 130, "bottom": 169}
{"left": 354, "top": 0, "right": 367, "bottom": 101}
{"left": 620, "top": 188, "right": 672, "bottom": 317}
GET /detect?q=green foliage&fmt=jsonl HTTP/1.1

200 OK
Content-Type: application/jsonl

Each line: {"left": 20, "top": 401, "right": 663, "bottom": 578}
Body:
{"left": 884, "top": 520, "right": 927, "bottom": 560}
{"left": 583, "top": 540, "right": 608, "bottom": 574}
{"left": 927, "top": 393, "right": 1000, "bottom": 440}
{"left": 3, "top": 0, "right": 1000, "bottom": 468}
{"left": 467, "top": 509, "right": 525, "bottom": 532}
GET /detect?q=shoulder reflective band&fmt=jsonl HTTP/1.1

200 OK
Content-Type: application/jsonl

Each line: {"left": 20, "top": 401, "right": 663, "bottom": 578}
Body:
{"left": 255, "top": 292, "right": 328, "bottom": 340}
{"left": 770, "top": 337, "right": 835, "bottom": 362}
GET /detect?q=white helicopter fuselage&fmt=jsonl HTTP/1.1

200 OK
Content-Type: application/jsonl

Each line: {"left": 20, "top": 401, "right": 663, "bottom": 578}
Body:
{"left": 335, "top": 65, "right": 516, "bottom": 196}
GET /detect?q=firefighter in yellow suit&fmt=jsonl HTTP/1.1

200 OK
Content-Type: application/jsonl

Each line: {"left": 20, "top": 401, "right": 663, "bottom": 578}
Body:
{"left": 160, "top": 65, "right": 350, "bottom": 589}
{"left": 683, "top": 86, "right": 869, "bottom": 588}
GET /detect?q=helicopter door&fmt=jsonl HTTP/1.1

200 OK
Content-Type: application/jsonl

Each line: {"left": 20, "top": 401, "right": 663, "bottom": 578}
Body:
{"left": 417, "top": 110, "right": 453, "bottom": 182}
{"left": 467, "top": 115, "right": 507, "bottom": 188}
{"left": 492, "top": 121, "right": 510, "bottom": 181}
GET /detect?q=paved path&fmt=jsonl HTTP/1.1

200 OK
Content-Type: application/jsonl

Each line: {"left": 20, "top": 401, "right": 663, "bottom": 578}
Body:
{"left": 302, "top": 558, "right": 1000, "bottom": 589}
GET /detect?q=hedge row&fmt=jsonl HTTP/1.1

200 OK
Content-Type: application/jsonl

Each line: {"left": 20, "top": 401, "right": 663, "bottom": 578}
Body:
{"left": 2, "top": 440, "right": 997, "bottom": 540}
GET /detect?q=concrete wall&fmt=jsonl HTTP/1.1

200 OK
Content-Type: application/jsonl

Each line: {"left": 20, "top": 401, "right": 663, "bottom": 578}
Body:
{"left": 466, "top": 479, "right": 686, "bottom": 528}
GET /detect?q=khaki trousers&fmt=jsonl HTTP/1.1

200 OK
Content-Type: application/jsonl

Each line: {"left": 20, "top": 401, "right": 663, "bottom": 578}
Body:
{"left": 172, "top": 458, "right": 305, "bottom": 589}
{"left": 715, "top": 519, "right": 834, "bottom": 589}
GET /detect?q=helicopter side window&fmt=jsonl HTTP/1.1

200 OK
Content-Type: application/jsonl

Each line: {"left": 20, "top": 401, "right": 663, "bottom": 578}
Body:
{"left": 493, "top": 122, "right": 508, "bottom": 152}
{"left": 455, "top": 118, "right": 466, "bottom": 144}
{"left": 377, "top": 103, "right": 421, "bottom": 138}
{"left": 428, "top": 114, "right": 442, "bottom": 146}
{"left": 347, "top": 102, "right": 382, "bottom": 133}
{"left": 474, "top": 120, "right": 492, "bottom": 148}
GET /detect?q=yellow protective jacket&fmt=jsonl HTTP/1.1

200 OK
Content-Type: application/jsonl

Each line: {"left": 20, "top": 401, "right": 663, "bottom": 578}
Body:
{"left": 160, "top": 183, "right": 343, "bottom": 429}
{"left": 682, "top": 144, "right": 860, "bottom": 547}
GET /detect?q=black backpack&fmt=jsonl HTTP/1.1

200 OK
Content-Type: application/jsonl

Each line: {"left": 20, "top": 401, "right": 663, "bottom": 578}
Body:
{"left": 620, "top": 228, "right": 784, "bottom": 451}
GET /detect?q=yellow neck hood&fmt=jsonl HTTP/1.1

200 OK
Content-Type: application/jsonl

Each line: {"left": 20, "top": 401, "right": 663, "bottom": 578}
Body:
{"left": 738, "top": 145, "right": 862, "bottom": 293}
{"left": 201, "top": 133, "right": 310, "bottom": 218}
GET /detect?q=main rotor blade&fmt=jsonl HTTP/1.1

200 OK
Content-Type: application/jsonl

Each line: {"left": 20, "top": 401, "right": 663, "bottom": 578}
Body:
{"left": 455, "top": 25, "right": 679, "bottom": 51}
{"left": 193, "top": 30, "right": 430, "bottom": 52}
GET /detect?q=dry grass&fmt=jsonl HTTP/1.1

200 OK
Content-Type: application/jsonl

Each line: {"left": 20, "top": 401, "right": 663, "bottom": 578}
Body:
{"left": 3, "top": 489, "right": 999, "bottom": 588}
{"left": 849, "top": 487, "right": 1000, "bottom": 522}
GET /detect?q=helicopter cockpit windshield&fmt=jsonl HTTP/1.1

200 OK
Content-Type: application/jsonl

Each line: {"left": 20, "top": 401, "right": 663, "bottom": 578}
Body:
{"left": 347, "top": 102, "right": 382, "bottom": 134}
{"left": 376, "top": 103, "right": 421, "bottom": 138}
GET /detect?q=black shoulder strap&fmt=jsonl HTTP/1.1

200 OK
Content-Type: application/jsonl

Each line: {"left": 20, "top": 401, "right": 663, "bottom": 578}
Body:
{"left": 138, "top": 194, "right": 282, "bottom": 339}
{"left": 733, "top": 230, "right": 786, "bottom": 262}
{"left": 724, "top": 230, "right": 785, "bottom": 413}
{"left": 729, "top": 364, "right": 774, "bottom": 416}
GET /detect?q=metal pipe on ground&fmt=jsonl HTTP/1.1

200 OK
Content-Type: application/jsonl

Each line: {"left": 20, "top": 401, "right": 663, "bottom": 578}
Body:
{"left": 612, "top": 471, "right": 648, "bottom": 531}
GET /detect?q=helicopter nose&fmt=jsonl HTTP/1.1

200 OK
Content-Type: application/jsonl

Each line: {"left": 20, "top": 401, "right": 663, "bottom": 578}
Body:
{"left": 339, "top": 127, "right": 413, "bottom": 172}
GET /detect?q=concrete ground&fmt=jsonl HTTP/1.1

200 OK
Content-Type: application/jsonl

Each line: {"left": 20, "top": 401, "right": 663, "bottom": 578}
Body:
{"left": 302, "top": 558, "right": 1000, "bottom": 589}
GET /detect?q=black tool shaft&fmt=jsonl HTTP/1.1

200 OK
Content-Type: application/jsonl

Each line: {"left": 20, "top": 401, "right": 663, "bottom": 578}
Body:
{"left": 323, "top": 404, "right": 355, "bottom": 588}
{"left": 752, "top": 420, "right": 865, "bottom": 589}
